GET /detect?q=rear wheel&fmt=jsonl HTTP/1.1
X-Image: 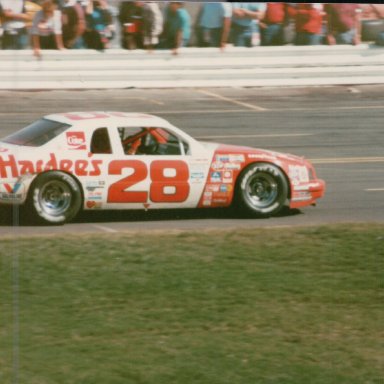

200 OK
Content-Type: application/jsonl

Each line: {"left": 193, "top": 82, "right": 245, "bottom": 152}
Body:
{"left": 28, "top": 172, "right": 82, "bottom": 224}
{"left": 236, "top": 163, "right": 288, "bottom": 217}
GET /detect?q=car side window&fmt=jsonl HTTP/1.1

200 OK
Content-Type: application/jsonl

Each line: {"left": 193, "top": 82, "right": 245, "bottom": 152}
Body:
{"left": 90, "top": 127, "right": 112, "bottom": 154}
{"left": 118, "top": 126, "right": 189, "bottom": 156}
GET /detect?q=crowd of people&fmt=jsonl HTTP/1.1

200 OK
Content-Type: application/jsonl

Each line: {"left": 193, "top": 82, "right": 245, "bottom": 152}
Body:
{"left": 1, "top": 1, "right": 384, "bottom": 57}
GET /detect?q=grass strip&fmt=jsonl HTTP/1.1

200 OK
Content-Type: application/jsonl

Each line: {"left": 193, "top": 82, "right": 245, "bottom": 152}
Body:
{"left": 0, "top": 224, "right": 383, "bottom": 384}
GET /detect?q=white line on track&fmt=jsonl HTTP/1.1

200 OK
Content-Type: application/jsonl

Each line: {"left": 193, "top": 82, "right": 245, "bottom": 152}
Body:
{"left": 196, "top": 133, "right": 313, "bottom": 139}
{"left": 365, "top": 188, "right": 384, "bottom": 191}
{"left": 198, "top": 90, "right": 267, "bottom": 111}
{"left": 92, "top": 224, "right": 118, "bottom": 233}
{"left": 310, "top": 157, "right": 384, "bottom": 164}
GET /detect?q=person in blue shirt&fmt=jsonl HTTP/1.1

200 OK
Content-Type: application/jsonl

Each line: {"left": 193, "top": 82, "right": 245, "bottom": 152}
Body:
{"left": 232, "top": 2, "right": 266, "bottom": 47}
{"left": 84, "top": 0, "right": 114, "bottom": 50}
{"left": 196, "top": 3, "right": 232, "bottom": 50}
{"left": 163, "top": 2, "right": 190, "bottom": 55}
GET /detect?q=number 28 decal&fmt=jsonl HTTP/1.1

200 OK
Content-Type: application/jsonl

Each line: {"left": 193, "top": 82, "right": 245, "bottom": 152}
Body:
{"left": 107, "top": 160, "right": 190, "bottom": 203}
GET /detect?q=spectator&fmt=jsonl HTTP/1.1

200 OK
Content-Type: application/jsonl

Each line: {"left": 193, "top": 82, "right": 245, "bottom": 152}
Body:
{"left": 118, "top": 0, "right": 143, "bottom": 49}
{"left": 24, "top": 0, "right": 41, "bottom": 31}
{"left": 32, "top": 0, "right": 64, "bottom": 58}
{"left": 260, "top": 3, "right": 286, "bottom": 46}
{"left": 84, "top": 0, "right": 114, "bottom": 51}
{"left": 61, "top": 0, "right": 86, "bottom": 48}
{"left": 231, "top": 3, "right": 266, "bottom": 47}
{"left": 0, "top": 3, "right": 4, "bottom": 44}
{"left": 196, "top": 3, "right": 232, "bottom": 50}
{"left": 0, "top": 0, "right": 30, "bottom": 49}
{"left": 360, "top": 4, "right": 384, "bottom": 45}
{"left": 325, "top": 3, "right": 361, "bottom": 45}
{"left": 287, "top": 3, "right": 323, "bottom": 45}
{"left": 163, "top": 2, "right": 191, "bottom": 55}
{"left": 141, "top": 2, "right": 162, "bottom": 52}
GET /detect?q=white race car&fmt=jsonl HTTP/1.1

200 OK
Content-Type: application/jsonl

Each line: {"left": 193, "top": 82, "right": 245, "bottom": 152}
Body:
{"left": 0, "top": 112, "right": 325, "bottom": 224}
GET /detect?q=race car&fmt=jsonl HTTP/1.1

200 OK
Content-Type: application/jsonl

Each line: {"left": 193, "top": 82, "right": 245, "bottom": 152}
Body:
{"left": 0, "top": 112, "right": 325, "bottom": 224}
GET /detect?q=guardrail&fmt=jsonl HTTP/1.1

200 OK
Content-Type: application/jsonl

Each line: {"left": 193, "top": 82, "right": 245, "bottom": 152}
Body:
{"left": 0, "top": 45, "right": 383, "bottom": 89}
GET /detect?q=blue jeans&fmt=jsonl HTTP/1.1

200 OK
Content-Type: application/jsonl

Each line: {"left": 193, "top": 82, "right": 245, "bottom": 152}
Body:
{"left": 71, "top": 36, "right": 85, "bottom": 49}
{"left": 197, "top": 27, "right": 222, "bottom": 47}
{"left": 2, "top": 29, "right": 29, "bottom": 49}
{"left": 295, "top": 32, "right": 322, "bottom": 46}
{"left": 261, "top": 24, "right": 283, "bottom": 46}
{"left": 232, "top": 23, "right": 255, "bottom": 47}
{"left": 335, "top": 29, "right": 356, "bottom": 45}
{"left": 376, "top": 31, "right": 384, "bottom": 46}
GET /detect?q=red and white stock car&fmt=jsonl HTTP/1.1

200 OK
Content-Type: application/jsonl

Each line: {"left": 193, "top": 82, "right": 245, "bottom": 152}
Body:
{"left": 0, "top": 112, "right": 325, "bottom": 224}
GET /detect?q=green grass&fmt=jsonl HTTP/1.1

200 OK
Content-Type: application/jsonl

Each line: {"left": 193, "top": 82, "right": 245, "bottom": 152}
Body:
{"left": 0, "top": 224, "right": 383, "bottom": 384}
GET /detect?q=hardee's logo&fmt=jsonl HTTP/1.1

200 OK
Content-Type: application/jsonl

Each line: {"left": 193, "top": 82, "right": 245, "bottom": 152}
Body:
{"left": 0, "top": 153, "right": 102, "bottom": 179}
{"left": 66, "top": 132, "right": 86, "bottom": 150}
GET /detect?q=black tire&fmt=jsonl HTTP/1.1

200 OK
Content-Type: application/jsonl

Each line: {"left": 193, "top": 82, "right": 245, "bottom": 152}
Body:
{"left": 235, "top": 163, "right": 288, "bottom": 217}
{"left": 27, "top": 171, "right": 82, "bottom": 225}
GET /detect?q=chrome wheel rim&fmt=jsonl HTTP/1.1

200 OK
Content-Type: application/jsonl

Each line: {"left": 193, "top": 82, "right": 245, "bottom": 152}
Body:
{"left": 244, "top": 172, "right": 278, "bottom": 209}
{"left": 39, "top": 180, "right": 72, "bottom": 217}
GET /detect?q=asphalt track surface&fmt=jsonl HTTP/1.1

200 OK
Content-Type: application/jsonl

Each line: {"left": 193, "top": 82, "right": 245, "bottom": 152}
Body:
{"left": 0, "top": 85, "right": 383, "bottom": 236}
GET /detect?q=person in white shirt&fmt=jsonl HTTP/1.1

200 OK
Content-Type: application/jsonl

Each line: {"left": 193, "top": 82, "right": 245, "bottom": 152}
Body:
{"left": 0, "top": 0, "right": 30, "bottom": 49}
{"left": 31, "top": 0, "right": 64, "bottom": 58}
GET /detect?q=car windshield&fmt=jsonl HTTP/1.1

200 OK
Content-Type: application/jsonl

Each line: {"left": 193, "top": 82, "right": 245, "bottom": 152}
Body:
{"left": 1, "top": 118, "right": 71, "bottom": 147}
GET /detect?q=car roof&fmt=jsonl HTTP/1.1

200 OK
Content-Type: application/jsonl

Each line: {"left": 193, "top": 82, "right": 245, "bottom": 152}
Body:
{"left": 45, "top": 112, "right": 171, "bottom": 128}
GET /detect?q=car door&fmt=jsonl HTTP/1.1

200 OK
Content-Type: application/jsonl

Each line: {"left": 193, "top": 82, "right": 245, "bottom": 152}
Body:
{"left": 103, "top": 125, "right": 211, "bottom": 210}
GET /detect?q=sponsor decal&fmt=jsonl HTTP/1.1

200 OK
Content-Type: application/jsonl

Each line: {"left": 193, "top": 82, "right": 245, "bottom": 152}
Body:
{"left": 216, "top": 154, "right": 230, "bottom": 163}
{"left": 0, "top": 148, "right": 9, "bottom": 153}
{"left": 219, "top": 185, "right": 229, "bottom": 193}
{"left": 88, "top": 191, "right": 103, "bottom": 200}
{"left": 292, "top": 192, "right": 312, "bottom": 202}
{"left": 204, "top": 191, "right": 213, "bottom": 198}
{"left": 222, "top": 171, "right": 233, "bottom": 183}
{"left": 293, "top": 185, "right": 310, "bottom": 191}
{"left": 62, "top": 112, "right": 153, "bottom": 121}
{"left": 86, "top": 180, "right": 106, "bottom": 191}
{"left": 66, "top": 132, "right": 86, "bottom": 150}
{"left": 229, "top": 154, "right": 245, "bottom": 163}
{"left": 212, "top": 198, "right": 228, "bottom": 204}
{"left": 205, "top": 184, "right": 220, "bottom": 192}
{"left": 224, "top": 163, "right": 241, "bottom": 170}
{"left": 0, "top": 153, "right": 102, "bottom": 179}
{"left": 211, "top": 161, "right": 224, "bottom": 170}
{"left": 210, "top": 171, "right": 222, "bottom": 183}
{"left": 202, "top": 199, "right": 212, "bottom": 206}
{"left": 0, "top": 182, "right": 24, "bottom": 201}
{"left": 248, "top": 153, "right": 276, "bottom": 161}
{"left": 190, "top": 172, "right": 205, "bottom": 181}
{"left": 86, "top": 200, "right": 102, "bottom": 209}
{"left": 289, "top": 165, "right": 309, "bottom": 184}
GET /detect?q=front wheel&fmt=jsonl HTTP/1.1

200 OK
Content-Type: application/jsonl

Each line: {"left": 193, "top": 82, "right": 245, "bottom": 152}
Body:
{"left": 27, "top": 172, "right": 82, "bottom": 224}
{"left": 235, "top": 163, "right": 288, "bottom": 217}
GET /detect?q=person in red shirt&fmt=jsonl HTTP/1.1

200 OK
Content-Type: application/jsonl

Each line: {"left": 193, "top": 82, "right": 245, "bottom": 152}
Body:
{"left": 260, "top": 2, "right": 286, "bottom": 46}
{"left": 288, "top": 3, "right": 323, "bottom": 45}
{"left": 325, "top": 3, "right": 361, "bottom": 45}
